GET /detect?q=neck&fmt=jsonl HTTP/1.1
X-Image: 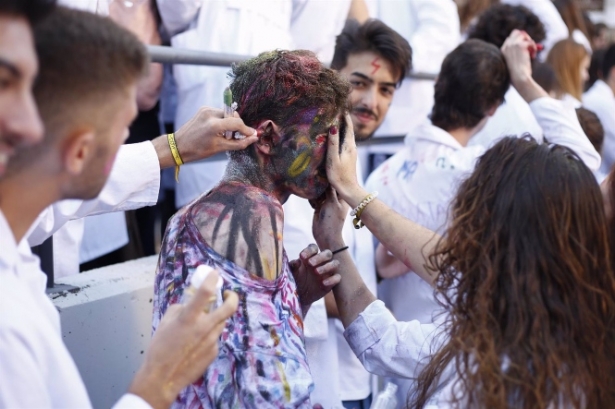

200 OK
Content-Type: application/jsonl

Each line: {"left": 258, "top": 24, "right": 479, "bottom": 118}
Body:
{"left": 222, "top": 157, "right": 290, "bottom": 204}
{"left": 0, "top": 167, "right": 60, "bottom": 243}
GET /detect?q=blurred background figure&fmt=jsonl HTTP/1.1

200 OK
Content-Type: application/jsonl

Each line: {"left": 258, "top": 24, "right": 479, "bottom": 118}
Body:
{"left": 553, "top": 0, "right": 593, "bottom": 52}
{"left": 455, "top": 0, "right": 497, "bottom": 38}
{"left": 547, "top": 38, "right": 591, "bottom": 109}
{"left": 576, "top": 107, "right": 605, "bottom": 180}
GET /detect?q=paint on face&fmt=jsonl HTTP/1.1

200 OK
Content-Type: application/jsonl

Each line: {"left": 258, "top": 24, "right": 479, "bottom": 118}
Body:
{"left": 371, "top": 57, "right": 381, "bottom": 75}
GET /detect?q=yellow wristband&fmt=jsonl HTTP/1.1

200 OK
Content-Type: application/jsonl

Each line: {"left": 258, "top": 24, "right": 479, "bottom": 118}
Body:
{"left": 167, "top": 133, "right": 184, "bottom": 182}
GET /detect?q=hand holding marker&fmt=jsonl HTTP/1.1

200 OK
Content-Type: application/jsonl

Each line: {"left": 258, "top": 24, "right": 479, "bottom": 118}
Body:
{"left": 223, "top": 87, "right": 245, "bottom": 140}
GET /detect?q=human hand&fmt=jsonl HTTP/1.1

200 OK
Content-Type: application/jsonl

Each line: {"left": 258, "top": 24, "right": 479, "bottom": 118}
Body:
{"left": 290, "top": 244, "right": 341, "bottom": 313}
{"left": 312, "top": 187, "right": 348, "bottom": 251}
{"left": 153, "top": 107, "right": 258, "bottom": 169}
{"left": 325, "top": 113, "right": 364, "bottom": 205}
{"left": 501, "top": 30, "right": 549, "bottom": 103}
{"left": 128, "top": 270, "right": 238, "bottom": 409}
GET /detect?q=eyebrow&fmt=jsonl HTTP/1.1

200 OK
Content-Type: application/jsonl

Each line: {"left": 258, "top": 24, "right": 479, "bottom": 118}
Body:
{"left": 350, "top": 72, "right": 397, "bottom": 88}
{"left": 0, "top": 57, "right": 21, "bottom": 78}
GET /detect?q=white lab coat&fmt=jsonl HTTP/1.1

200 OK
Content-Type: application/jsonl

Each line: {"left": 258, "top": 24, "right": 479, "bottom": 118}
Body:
{"left": 469, "top": 86, "right": 544, "bottom": 149}
{"left": 157, "top": 0, "right": 295, "bottom": 207}
{"left": 583, "top": 80, "right": 615, "bottom": 176}
{"left": 345, "top": 97, "right": 600, "bottom": 408}
{"left": 364, "top": 0, "right": 460, "bottom": 142}
{"left": 283, "top": 161, "right": 377, "bottom": 404}
{"left": 0, "top": 142, "right": 161, "bottom": 409}
{"left": 290, "top": 0, "right": 352, "bottom": 65}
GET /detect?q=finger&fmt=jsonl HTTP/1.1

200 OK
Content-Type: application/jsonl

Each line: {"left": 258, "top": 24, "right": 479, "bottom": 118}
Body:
{"left": 289, "top": 258, "right": 302, "bottom": 272}
{"left": 218, "top": 117, "right": 257, "bottom": 138}
{"left": 327, "top": 126, "right": 341, "bottom": 166}
{"left": 300, "top": 244, "right": 319, "bottom": 262}
{"left": 343, "top": 113, "right": 356, "bottom": 150}
{"left": 210, "top": 290, "right": 239, "bottom": 323}
{"left": 220, "top": 135, "right": 258, "bottom": 151}
{"left": 315, "top": 259, "right": 340, "bottom": 276}
{"left": 199, "top": 107, "right": 223, "bottom": 119}
{"left": 322, "top": 273, "right": 341, "bottom": 288}
{"left": 308, "top": 249, "right": 333, "bottom": 268}
{"left": 183, "top": 269, "right": 220, "bottom": 319}
{"left": 326, "top": 186, "right": 340, "bottom": 206}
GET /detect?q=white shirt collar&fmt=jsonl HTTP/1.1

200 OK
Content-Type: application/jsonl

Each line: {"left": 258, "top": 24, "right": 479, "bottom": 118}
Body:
{"left": 404, "top": 120, "right": 464, "bottom": 150}
{"left": 0, "top": 209, "right": 19, "bottom": 273}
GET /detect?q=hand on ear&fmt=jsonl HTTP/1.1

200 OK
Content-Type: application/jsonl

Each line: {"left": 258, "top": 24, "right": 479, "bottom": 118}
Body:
{"left": 63, "top": 130, "right": 95, "bottom": 176}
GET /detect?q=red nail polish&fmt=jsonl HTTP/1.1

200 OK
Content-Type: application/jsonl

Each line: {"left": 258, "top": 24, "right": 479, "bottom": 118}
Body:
{"left": 330, "top": 126, "right": 338, "bottom": 135}
{"left": 537, "top": 43, "right": 544, "bottom": 51}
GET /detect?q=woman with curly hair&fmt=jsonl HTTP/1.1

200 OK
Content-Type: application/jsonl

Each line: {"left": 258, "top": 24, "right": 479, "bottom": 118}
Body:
{"left": 309, "top": 31, "right": 614, "bottom": 408}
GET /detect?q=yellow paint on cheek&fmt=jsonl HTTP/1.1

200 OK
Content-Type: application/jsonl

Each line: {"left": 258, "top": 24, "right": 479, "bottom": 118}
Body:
{"left": 288, "top": 151, "right": 311, "bottom": 178}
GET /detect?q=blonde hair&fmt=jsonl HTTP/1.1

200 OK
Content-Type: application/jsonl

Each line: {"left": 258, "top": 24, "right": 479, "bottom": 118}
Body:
{"left": 547, "top": 39, "right": 588, "bottom": 101}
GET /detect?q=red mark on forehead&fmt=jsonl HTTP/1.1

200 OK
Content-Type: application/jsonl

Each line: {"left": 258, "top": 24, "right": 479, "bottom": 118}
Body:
{"left": 371, "top": 57, "right": 381, "bottom": 75}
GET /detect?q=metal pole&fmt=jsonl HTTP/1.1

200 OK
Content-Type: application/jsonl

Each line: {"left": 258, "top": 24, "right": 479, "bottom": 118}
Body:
{"left": 147, "top": 45, "right": 251, "bottom": 67}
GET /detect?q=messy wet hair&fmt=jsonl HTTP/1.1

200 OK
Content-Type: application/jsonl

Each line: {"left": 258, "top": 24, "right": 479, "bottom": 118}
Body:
{"left": 411, "top": 137, "right": 615, "bottom": 408}
{"left": 230, "top": 49, "right": 350, "bottom": 139}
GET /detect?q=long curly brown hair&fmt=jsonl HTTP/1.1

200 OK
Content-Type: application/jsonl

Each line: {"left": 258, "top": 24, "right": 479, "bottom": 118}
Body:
{"left": 410, "top": 137, "right": 615, "bottom": 408}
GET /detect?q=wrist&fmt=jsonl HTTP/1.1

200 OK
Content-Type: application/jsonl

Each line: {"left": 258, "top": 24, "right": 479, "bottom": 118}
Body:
{"left": 339, "top": 186, "right": 369, "bottom": 208}
{"left": 128, "top": 366, "right": 175, "bottom": 409}
{"left": 152, "top": 135, "right": 174, "bottom": 169}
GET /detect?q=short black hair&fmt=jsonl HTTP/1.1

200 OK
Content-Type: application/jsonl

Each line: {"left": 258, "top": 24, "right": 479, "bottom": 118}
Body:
{"left": 331, "top": 18, "right": 412, "bottom": 86}
{"left": 602, "top": 43, "right": 615, "bottom": 81}
{"left": 0, "top": 0, "right": 56, "bottom": 25}
{"left": 576, "top": 108, "right": 604, "bottom": 154}
{"left": 431, "top": 39, "right": 510, "bottom": 131}
{"left": 468, "top": 4, "right": 546, "bottom": 49}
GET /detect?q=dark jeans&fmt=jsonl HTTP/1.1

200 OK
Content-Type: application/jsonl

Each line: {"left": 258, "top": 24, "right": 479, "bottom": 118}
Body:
{"left": 342, "top": 394, "right": 372, "bottom": 409}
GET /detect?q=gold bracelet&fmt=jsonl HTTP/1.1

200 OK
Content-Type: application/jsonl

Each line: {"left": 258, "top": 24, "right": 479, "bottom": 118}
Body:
{"left": 351, "top": 191, "right": 378, "bottom": 229}
{"left": 167, "top": 133, "right": 184, "bottom": 182}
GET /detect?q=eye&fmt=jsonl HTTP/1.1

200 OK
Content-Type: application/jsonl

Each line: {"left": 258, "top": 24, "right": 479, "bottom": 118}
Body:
{"left": 350, "top": 80, "right": 366, "bottom": 89}
{"left": 381, "top": 87, "right": 394, "bottom": 97}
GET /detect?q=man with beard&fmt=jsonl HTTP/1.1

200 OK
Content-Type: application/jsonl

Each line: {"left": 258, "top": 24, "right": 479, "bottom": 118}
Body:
{"left": 282, "top": 19, "right": 412, "bottom": 409}
{"left": 152, "top": 50, "right": 348, "bottom": 408}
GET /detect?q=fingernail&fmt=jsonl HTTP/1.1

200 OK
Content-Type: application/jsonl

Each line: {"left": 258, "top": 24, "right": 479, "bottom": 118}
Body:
{"left": 248, "top": 128, "right": 256, "bottom": 136}
{"left": 330, "top": 126, "right": 338, "bottom": 135}
{"left": 537, "top": 43, "right": 544, "bottom": 51}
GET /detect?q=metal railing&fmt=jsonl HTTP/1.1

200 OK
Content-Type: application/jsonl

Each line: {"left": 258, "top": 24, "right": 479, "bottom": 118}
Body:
{"left": 147, "top": 45, "right": 438, "bottom": 81}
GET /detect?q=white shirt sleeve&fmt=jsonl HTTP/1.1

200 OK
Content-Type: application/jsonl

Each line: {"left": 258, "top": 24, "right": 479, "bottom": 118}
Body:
{"left": 27, "top": 142, "right": 161, "bottom": 246}
{"left": 112, "top": 394, "right": 153, "bottom": 409}
{"left": 344, "top": 300, "right": 440, "bottom": 379}
{"left": 157, "top": 0, "right": 202, "bottom": 36}
{"left": 529, "top": 97, "right": 602, "bottom": 171}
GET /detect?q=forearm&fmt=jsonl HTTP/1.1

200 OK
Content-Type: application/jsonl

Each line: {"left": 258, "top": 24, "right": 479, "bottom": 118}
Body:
{"left": 512, "top": 75, "right": 549, "bottom": 104}
{"left": 331, "top": 248, "right": 377, "bottom": 328}
{"left": 340, "top": 186, "right": 440, "bottom": 285}
{"left": 324, "top": 292, "right": 340, "bottom": 319}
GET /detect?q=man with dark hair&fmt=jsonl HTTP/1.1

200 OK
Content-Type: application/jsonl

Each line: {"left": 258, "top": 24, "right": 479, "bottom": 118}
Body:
{"left": 0, "top": 5, "right": 267, "bottom": 408}
{"left": 366, "top": 30, "right": 600, "bottom": 404}
{"left": 584, "top": 43, "right": 615, "bottom": 177}
{"left": 283, "top": 18, "right": 412, "bottom": 408}
{"left": 465, "top": 3, "right": 547, "bottom": 148}
{"left": 331, "top": 18, "right": 412, "bottom": 140}
{"left": 153, "top": 49, "right": 347, "bottom": 408}
{"left": 576, "top": 107, "right": 604, "bottom": 155}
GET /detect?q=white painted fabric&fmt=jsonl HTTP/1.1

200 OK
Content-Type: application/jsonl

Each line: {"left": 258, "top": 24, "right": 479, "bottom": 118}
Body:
{"left": 583, "top": 80, "right": 615, "bottom": 176}
{"left": 365, "top": 0, "right": 460, "bottom": 140}
{"left": 157, "top": 0, "right": 295, "bottom": 207}
{"left": 469, "top": 86, "right": 544, "bottom": 149}
{"left": 0, "top": 211, "right": 151, "bottom": 409}
{"left": 290, "top": 0, "right": 352, "bottom": 65}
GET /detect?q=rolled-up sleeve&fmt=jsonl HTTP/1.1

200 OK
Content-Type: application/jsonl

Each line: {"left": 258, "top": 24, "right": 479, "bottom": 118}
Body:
{"left": 344, "top": 300, "right": 440, "bottom": 379}
{"left": 28, "top": 142, "right": 160, "bottom": 246}
{"left": 529, "top": 97, "right": 601, "bottom": 171}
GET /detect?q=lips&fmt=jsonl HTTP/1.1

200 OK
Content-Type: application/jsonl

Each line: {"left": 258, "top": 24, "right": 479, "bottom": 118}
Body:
{"left": 352, "top": 109, "right": 377, "bottom": 125}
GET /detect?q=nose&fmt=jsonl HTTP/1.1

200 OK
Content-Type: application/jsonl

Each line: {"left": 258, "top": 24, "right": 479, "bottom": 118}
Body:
{"left": 358, "top": 87, "right": 377, "bottom": 111}
{"left": 5, "top": 90, "right": 44, "bottom": 147}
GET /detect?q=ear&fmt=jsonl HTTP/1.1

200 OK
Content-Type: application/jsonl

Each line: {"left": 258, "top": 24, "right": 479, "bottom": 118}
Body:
{"left": 61, "top": 129, "right": 95, "bottom": 176}
{"left": 254, "top": 120, "right": 284, "bottom": 156}
{"left": 486, "top": 104, "right": 499, "bottom": 118}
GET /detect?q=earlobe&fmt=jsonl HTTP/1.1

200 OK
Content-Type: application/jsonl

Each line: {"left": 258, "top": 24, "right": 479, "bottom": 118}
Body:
{"left": 63, "top": 130, "right": 95, "bottom": 176}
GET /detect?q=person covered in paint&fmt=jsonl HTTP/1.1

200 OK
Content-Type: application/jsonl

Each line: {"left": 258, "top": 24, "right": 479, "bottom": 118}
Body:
{"left": 152, "top": 50, "right": 349, "bottom": 408}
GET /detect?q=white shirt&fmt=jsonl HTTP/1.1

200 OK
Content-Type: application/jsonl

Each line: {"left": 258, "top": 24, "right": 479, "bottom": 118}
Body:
{"left": 0, "top": 142, "right": 160, "bottom": 408}
{"left": 470, "top": 86, "right": 544, "bottom": 149}
{"left": 157, "top": 0, "right": 295, "bottom": 207}
{"left": 583, "top": 80, "right": 615, "bottom": 176}
{"left": 283, "top": 161, "right": 377, "bottom": 403}
{"left": 365, "top": 0, "right": 460, "bottom": 139}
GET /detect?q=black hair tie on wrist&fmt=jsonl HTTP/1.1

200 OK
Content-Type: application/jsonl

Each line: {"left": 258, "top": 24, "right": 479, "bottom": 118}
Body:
{"left": 331, "top": 246, "right": 349, "bottom": 255}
